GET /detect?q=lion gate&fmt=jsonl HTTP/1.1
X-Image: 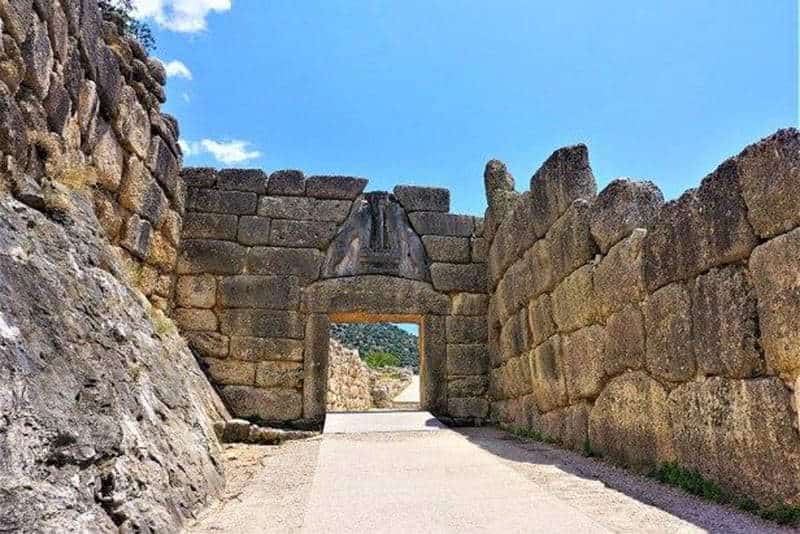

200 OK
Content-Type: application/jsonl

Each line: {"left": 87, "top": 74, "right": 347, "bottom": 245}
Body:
{"left": 173, "top": 168, "right": 489, "bottom": 428}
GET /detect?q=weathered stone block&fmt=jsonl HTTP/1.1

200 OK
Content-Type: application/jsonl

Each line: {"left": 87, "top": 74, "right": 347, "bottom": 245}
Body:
{"left": 182, "top": 167, "right": 216, "bottom": 188}
{"left": 546, "top": 199, "right": 596, "bottom": 285}
{"left": 749, "top": 228, "right": 800, "bottom": 379}
{"left": 304, "top": 314, "right": 330, "bottom": 420}
{"left": 527, "top": 294, "right": 556, "bottom": 348}
{"left": 393, "top": 185, "right": 450, "bottom": 212}
{"left": 182, "top": 213, "right": 238, "bottom": 241}
{"left": 447, "top": 397, "right": 489, "bottom": 419}
{"left": 590, "top": 179, "right": 663, "bottom": 253}
{"left": 203, "top": 357, "right": 255, "bottom": 386}
{"left": 237, "top": 216, "right": 271, "bottom": 246}
{"left": 218, "top": 310, "right": 304, "bottom": 339}
{"left": 120, "top": 214, "right": 152, "bottom": 260}
{"left": 21, "top": 14, "right": 53, "bottom": 99}
{"left": 218, "top": 275, "right": 300, "bottom": 309}
{"left": 604, "top": 305, "right": 645, "bottom": 378}
{"left": 450, "top": 293, "right": 488, "bottom": 316}
{"left": 487, "top": 193, "right": 539, "bottom": 280}
{"left": 269, "top": 219, "right": 337, "bottom": 249}
{"left": 446, "top": 343, "right": 488, "bottom": 375}
{"left": 737, "top": 128, "right": 800, "bottom": 238}
{"left": 499, "top": 308, "right": 530, "bottom": 360}
{"left": 421, "top": 314, "right": 447, "bottom": 414}
{"left": 588, "top": 371, "right": 673, "bottom": 467}
{"left": 114, "top": 85, "right": 149, "bottom": 158}
{"left": 146, "top": 232, "right": 177, "bottom": 272}
{"left": 644, "top": 283, "right": 695, "bottom": 382}
{"left": 184, "top": 331, "right": 229, "bottom": 358}
{"left": 190, "top": 188, "right": 257, "bottom": 215}
{"left": 220, "top": 385, "right": 302, "bottom": 421}
{"left": 448, "top": 376, "right": 487, "bottom": 399}
{"left": 267, "top": 169, "right": 305, "bottom": 196}
{"left": 173, "top": 308, "right": 218, "bottom": 332}
{"left": 594, "top": 229, "right": 646, "bottom": 317}
{"left": 258, "top": 195, "right": 351, "bottom": 222}
{"left": 177, "top": 239, "right": 246, "bottom": 275}
{"left": 669, "top": 377, "right": 800, "bottom": 506}
{"left": 160, "top": 209, "right": 182, "bottom": 246}
{"left": 561, "top": 325, "right": 606, "bottom": 401}
{"left": 550, "top": 265, "right": 598, "bottom": 332}
{"left": 147, "top": 136, "right": 180, "bottom": 202}
{"left": 230, "top": 336, "right": 304, "bottom": 362}
{"left": 529, "top": 336, "right": 568, "bottom": 412}
{"left": 495, "top": 258, "right": 532, "bottom": 319}
{"left": 471, "top": 237, "right": 487, "bottom": 263}
{"left": 246, "top": 246, "right": 323, "bottom": 283}
{"left": 92, "top": 127, "right": 124, "bottom": 191}
{"left": 430, "top": 263, "right": 487, "bottom": 293}
{"left": 446, "top": 316, "right": 487, "bottom": 343}
{"left": 692, "top": 266, "right": 762, "bottom": 378}
{"left": 525, "top": 238, "right": 555, "bottom": 298}
{"left": 306, "top": 175, "right": 367, "bottom": 199}
{"left": 305, "top": 276, "right": 449, "bottom": 315}
{"left": 216, "top": 168, "right": 267, "bottom": 193}
{"left": 255, "top": 361, "right": 303, "bottom": 389}
{"left": 422, "top": 236, "right": 470, "bottom": 263}
{"left": 539, "top": 403, "right": 590, "bottom": 450}
{"left": 408, "top": 212, "right": 474, "bottom": 237}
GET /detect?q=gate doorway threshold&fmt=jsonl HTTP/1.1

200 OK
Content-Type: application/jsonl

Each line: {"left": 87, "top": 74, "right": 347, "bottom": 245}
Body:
{"left": 323, "top": 410, "right": 446, "bottom": 434}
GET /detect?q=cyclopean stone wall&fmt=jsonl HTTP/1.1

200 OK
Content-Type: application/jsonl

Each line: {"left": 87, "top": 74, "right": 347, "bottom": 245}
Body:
{"left": 484, "top": 128, "right": 800, "bottom": 507}
{"left": 176, "top": 168, "right": 489, "bottom": 426}
{"left": 0, "top": 0, "right": 183, "bottom": 311}
{"left": 327, "top": 338, "right": 373, "bottom": 411}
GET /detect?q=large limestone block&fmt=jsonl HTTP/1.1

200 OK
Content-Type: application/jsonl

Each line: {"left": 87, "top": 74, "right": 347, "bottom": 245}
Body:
{"left": 692, "top": 266, "right": 762, "bottom": 378}
{"left": 21, "top": 13, "right": 53, "bottom": 99}
{"left": 114, "top": 85, "right": 149, "bottom": 158}
{"left": 529, "top": 144, "right": 597, "bottom": 239}
{"left": 203, "top": 357, "right": 255, "bottom": 386}
{"left": 408, "top": 212, "right": 474, "bottom": 237}
{"left": 246, "top": 246, "right": 323, "bottom": 283}
{"left": 430, "top": 262, "right": 487, "bottom": 293}
{"left": 146, "top": 231, "right": 178, "bottom": 272}
{"left": 258, "top": 196, "right": 351, "bottom": 222}
{"left": 255, "top": 361, "right": 303, "bottom": 389}
{"left": 525, "top": 238, "right": 556, "bottom": 298}
{"left": 221, "top": 385, "right": 302, "bottom": 421}
{"left": 594, "top": 229, "right": 646, "bottom": 317}
{"left": 497, "top": 257, "right": 533, "bottom": 318}
{"left": 394, "top": 185, "right": 450, "bottom": 212}
{"left": 217, "top": 275, "right": 300, "bottom": 310}
{"left": 119, "top": 157, "right": 167, "bottom": 225}
{"left": 539, "top": 402, "right": 590, "bottom": 450}
{"left": 488, "top": 193, "right": 539, "bottom": 280}
{"left": 490, "top": 395, "right": 537, "bottom": 429}
{"left": 173, "top": 308, "right": 218, "bottom": 332}
{"left": 185, "top": 331, "right": 229, "bottom": 359}
{"left": 120, "top": 214, "right": 152, "bottom": 260}
{"left": 546, "top": 199, "right": 596, "bottom": 285}
{"left": 218, "top": 310, "right": 304, "bottom": 339}
{"left": 590, "top": 179, "right": 663, "bottom": 254}
{"left": 750, "top": 228, "right": 800, "bottom": 380}
{"left": 499, "top": 307, "right": 530, "bottom": 360}
{"left": 237, "top": 216, "right": 271, "bottom": 246}
{"left": 269, "top": 219, "right": 337, "bottom": 249}
{"left": 422, "top": 235, "right": 470, "bottom": 263}
{"left": 182, "top": 213, "right": 238, "bottom": 240}
{"left": 588, "top": 372, "right": 673, "bottom": 467}
{"left": 230, "top": 336, "right": 304, "bottom": 362}
{"left": 304, "top": 314, "right": 330, "bottom": 420}
{"left": 92, "top": 127, "right": 125, "bottom": 191}
{"left": 447, "top": 397, "right": 489, "bottom": 419}
{"left": 448, "top": 376, "right": 488, "bottom": 398}
{"left": 421, "top": 314, "right": 448, "bottom": 414}
{"left": 446, "top": 343, "right": 488, "bottom": 375}
{"left": 561, "top": 325, "right": 606, "bottom": 401}
{"left": 182, "top": 167, "right": 217, "bottom": 188}
{"left": 177, "top": 239, "right": 246, "bottom": 275}
{"left": 446, "top": 315, "right": 487, "bottom": 344}
{"left": 450, "top": 293, "right": 488, "bottom": 316}
{"left": 669, "top": 377, "right": 800, "bottom": 506}
{"left": 527, "top": 294, "right": 556, "bottom": 348}
{"left": 216, "top": 168, "right": 267, "bottom": 193}
{"left": 737, "top": 128, "right": 800, "bottom": 238}
{"left": 550, "top": 264, "right": 598, "bottom": 332}
{"left": 148, "top": 136, "right": 181, "bottom": 202}
{"left": 471, "top": 237, "right": 487, "bottom": 263}
{"left": 267, "top": 170, "right": 305, "bottom": 196}
{"left": 604, "top": 305, "right": 645, "bottom": 378}
{"left": 304, "top": 275, "right": 448, "bottom": 315}
{"left": 484, "top": 159, "right": 515, "bottom": 212}
{"left": 190, "top": 188, "right": 257, "bottom": 215}
{"left": 644, "top": 283, "right": 695, "bottom": 382}
{"left": 529, "top": 336, "right": 569, "bottom": 412}
{"left": 306, "top": 175, "right": 367, "bottom": 199}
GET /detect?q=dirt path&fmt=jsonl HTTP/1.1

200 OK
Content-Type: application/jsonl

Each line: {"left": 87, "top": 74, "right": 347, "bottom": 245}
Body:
{"left": 186, "top": 414, "right": 793, "bottom": 533}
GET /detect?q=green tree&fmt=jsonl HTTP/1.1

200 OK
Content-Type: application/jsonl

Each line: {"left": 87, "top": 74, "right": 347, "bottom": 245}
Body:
{"left": 98, "top": 0, "right": 156, "bottom": 52}
{"left": 364, "top": 351, "right": 401, "bottom": 369}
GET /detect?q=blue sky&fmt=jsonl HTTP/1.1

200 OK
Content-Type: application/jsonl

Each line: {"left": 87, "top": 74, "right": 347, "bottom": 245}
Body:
{"left": 138, "top": 0, "right": 797, "bottom": 216}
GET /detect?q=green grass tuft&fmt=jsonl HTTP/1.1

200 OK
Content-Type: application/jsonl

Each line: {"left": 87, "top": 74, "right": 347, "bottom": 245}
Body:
{"left": 507, "top": 425, "right": 561, "bottom": 445}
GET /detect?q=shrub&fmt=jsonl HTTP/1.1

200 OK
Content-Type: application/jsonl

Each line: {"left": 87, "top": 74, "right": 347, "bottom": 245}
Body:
{"left": 364, "top": 350, "right": 401, "bottom": 369}
{"left": 99, "top": 0, "right": 156, "bottom": 51}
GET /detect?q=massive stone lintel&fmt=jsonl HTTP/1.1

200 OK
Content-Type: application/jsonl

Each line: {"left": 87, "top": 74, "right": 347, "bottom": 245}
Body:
{"left": 321, "top": 191, "right": 430, "bottom": 281}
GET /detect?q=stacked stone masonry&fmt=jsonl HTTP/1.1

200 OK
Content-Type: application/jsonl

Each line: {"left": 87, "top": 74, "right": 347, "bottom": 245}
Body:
{"left": 484, "top": 128, "right": 800, "bottom": 508}
{"left": 326, "top": 338, "right": 372, "bottom": 411}
{"left": 0, "top": 0, "right": 184, "bottom": 311}
{"left": 177, "top": 170, "right": 489, "bottom": 426}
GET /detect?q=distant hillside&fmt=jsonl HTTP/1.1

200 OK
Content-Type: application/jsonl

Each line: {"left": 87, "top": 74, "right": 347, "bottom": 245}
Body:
{"left": 330, "top": 323, "right": 419, "bottom": 370}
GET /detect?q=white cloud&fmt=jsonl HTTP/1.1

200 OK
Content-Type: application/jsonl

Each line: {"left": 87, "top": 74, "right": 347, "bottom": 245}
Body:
{"left": 181, "top": 92, "right": 191, "bottom": 103}
{"left": 179, "top": 139, "right": 261, "bottom": 165}
{"left": 132, "top": 0, "right": 232, "bottom": 33}
{"left": 164, "top": 60, "right": 192, "bottom": 80}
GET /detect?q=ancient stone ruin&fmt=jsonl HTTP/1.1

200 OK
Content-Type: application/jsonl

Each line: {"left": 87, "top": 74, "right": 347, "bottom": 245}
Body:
{"left": 1, "top": 0, "right": 799, "bottom": 530}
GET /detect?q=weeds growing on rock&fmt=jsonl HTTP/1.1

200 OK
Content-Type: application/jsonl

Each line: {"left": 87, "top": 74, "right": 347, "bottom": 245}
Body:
{"left": 649, "top": 462, "right": 800, "bottom": 526}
